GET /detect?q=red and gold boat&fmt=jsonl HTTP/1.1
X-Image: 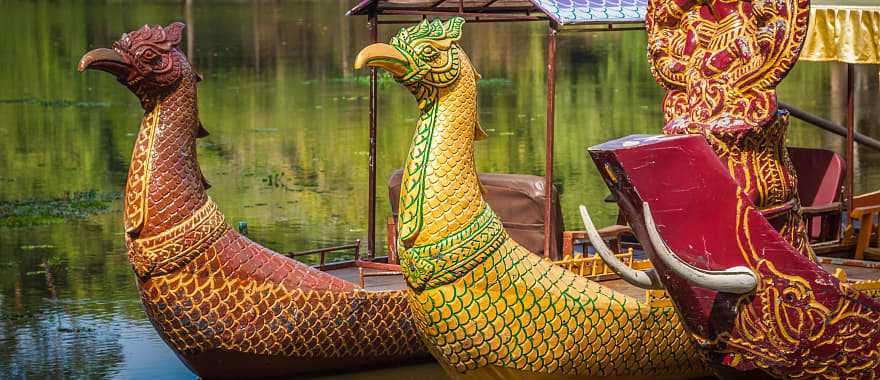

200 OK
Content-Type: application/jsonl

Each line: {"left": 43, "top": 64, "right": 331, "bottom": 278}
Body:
{"left": 78, "top": 23, "right": 427, "bottom": 379}
{"left": 577, "top": 0, "right": 880, "bottom": 377}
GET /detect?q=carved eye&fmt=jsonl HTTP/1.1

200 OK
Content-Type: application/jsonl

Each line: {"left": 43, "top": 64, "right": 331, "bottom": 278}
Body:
{"left": 782, "top": 287, "right": 802, "bottom": 303}
{"left": 141, "top": 49, "right": 159, "bottom": 63}
{"left": 419, "top": 45, "right": 438, "bottom": 58}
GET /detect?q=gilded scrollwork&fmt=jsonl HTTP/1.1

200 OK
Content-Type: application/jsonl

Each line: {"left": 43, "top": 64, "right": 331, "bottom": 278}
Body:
{"left": 688, "top": 193, "right": 880, "bottom": 378}
{"left": 646, "top": 0, "right": 813, "bottom": 258}
{"left": 647, "top": 0, "right": 811, "bottom": 131}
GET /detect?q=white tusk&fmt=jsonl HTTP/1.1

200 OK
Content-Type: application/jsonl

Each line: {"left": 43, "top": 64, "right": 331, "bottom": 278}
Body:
{"left": 578, "top": 205, "right": 663, "bottom": 290}
{"left": 643, "top": 202, "right": 757, "bottom": 294}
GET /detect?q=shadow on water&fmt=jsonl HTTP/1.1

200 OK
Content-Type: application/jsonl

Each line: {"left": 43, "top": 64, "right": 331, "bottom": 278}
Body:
{"left": 0, "top": 0, "right": 878, "bottom": 378}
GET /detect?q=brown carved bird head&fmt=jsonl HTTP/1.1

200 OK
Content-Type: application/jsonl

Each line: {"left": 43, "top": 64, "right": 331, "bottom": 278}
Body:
{"left": 79, "top": 22, "right": 196, "bottom": 109}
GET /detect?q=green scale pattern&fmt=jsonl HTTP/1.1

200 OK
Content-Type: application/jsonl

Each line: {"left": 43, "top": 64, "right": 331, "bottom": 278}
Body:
{"left": 406, "top": 207, "right": 707, "bottom": 377}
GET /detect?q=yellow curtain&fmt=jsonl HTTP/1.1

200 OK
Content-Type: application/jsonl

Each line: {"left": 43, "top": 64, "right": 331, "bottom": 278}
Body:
{"left": 802, "top": 4, "right": 880, "bottom": 64}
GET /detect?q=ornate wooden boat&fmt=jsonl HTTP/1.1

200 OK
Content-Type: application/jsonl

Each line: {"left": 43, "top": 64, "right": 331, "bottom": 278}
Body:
{"left": 575, "top": 0, "right": 880, "bottom": 376}
{"left": 355, "top": 17, "right": 711, "bottom": 379}
{"left": 77, "top": 22, "right": 428, "bottom": 379}
{"left": 590, "top": 134, "right": 880, "bottom": 378}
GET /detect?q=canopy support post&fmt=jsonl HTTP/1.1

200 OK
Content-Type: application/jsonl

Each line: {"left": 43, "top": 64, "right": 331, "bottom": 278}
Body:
{"left": 846, "top": 63, "right": 855, "bottom": 214}
{"left": 544, "top": 24, "right": 558, "bottom": 259}
{"left": 185, "top": 0, "right": 194, "bottom": 64}
{"left": 368, "top": 11, "right": 379, "bottom": 260}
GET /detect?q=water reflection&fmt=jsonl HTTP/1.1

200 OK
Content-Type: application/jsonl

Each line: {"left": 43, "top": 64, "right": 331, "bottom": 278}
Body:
{"left": 0, "top": 1, "right": 877, "bottom": 378}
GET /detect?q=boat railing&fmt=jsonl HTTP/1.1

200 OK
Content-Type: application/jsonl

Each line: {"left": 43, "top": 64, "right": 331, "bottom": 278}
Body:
{"left": 284, "top": 239, "right": 362, "bottom": 270}
{"left": 780, "top": 102, "right": 880, "bottom": 152}
{"left": 645, "top": 289, "right": 673, "bottom": 308}
{"left": 849, "top": 192, "right": 880, "bottom": 260}
{"left": 286, "top": 239, "right": 406, "bottom": 288}
{"left": 352, "top": 245, "right": 404, "bottom": 288}
{"left": 550, "top": 248, "right": 652, "bottom": 279}
{"left": 357, "top": 268, "right": 403, "bottom": 288}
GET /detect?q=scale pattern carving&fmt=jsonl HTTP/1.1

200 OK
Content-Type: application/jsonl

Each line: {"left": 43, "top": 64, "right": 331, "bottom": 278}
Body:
{"left": 82, "top": 22, "right": 427, "bottom": 377}
{"left": 370, "top": 18, "right": 710, "bottom": 378}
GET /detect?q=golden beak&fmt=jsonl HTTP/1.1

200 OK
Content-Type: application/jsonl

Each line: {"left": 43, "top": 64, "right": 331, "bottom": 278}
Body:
{"left": 354, "top": 43, "right": 409, "bottom": 77}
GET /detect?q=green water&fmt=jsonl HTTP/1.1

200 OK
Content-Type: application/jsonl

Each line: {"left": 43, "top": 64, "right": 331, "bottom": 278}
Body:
{"left": 1, "top": 1, "right": 878, "bottom": 378}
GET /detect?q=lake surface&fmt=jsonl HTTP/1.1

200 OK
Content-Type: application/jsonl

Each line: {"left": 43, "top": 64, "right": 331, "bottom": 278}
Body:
{"left": 1, "top": 1, "right": 878, "bottom": 378}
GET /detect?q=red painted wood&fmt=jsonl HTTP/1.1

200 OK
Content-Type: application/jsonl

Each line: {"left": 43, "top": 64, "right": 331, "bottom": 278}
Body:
{"left": 590, "top": 134, "right": 880, "bottom": 377}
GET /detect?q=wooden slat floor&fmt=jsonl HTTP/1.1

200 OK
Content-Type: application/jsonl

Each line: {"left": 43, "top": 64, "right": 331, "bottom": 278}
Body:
{"left": 325, "top": 266, "right": 650, "bottom": 299}
{"left": 325, "top": 260, "right": 880, "bottom": 299}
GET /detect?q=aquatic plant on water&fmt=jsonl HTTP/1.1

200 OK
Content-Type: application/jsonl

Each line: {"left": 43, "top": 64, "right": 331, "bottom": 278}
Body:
{"left": 0, "top": 191, "right": 120, "bottom": 227}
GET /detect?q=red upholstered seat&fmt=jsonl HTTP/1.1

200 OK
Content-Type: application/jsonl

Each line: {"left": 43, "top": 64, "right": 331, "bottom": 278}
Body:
{"left": 787, "top": 147, "right": 845, "bottom": 241}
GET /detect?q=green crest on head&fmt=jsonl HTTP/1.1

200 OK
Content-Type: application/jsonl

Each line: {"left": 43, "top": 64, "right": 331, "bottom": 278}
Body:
{"left": 384, "top": 17, "right": 469, "bottom": 91}
{"left": 442, "top": 17, "right": 465, "bottom": 40}
{"left": 390, "top": 17, "right": 464, "bottom": 48}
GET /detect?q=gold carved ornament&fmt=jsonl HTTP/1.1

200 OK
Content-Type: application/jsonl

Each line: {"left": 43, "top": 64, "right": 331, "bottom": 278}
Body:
{"left": 685, "top": 192, "right": 880, "bottom": 379}
{"left": 127, "top": 197, "right": 228, "bottom": 278}
{"left": 646, "top": 0, "right": 810, "bottom": 131}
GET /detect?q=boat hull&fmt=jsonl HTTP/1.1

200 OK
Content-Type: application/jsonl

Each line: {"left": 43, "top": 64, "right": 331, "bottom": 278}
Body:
{"left": 173, "top": 349, "right": 426, "bottom": 379}
{"left": 135, "top": 227, "right": 428, "bottom": 378}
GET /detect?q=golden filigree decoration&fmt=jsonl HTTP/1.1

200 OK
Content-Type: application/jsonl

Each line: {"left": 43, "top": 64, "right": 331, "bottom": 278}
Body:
{"left": 124, "top": 101, "right": 160, "bottom": 234}
{"left": 687, "top": 192, "right": 880, "bottom": 378}
{"left": 647, "top": 0, "right": 811, "bottom": 130}
{"left": 128, "top": 197, "right": 228, "bottom": 277}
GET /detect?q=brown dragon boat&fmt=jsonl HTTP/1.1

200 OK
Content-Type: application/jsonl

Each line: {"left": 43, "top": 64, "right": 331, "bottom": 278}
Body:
{"left": 77, "top": 22, "right": 426, "bottom": 379}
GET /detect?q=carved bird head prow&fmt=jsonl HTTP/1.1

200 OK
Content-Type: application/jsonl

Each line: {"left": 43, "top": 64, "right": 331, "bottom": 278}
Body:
{"left": 355, "top": 17, "right": 480, "bottom": 100}
{"left": 78, "top": 22, "right": 199, "bottom": 110}
{"left": 355, "top": 17, "right": 486, "bottom": 141}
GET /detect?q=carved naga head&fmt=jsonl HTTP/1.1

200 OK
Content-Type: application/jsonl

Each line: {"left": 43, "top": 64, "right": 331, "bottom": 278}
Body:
{"left": 355, "top": 17, "right": 476, "bottom": 103}
{"left": 79, "top": 22, "right": 196, "bottom": 109}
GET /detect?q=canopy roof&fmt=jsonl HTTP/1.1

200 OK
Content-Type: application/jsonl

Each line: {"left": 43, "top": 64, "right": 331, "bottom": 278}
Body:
{"left": 347, "top": 0, "right": 648, "bottom": 26}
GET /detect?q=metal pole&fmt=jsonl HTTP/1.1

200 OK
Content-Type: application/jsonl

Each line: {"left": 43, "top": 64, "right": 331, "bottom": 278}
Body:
{"left": 544, "top": 25, "right": 558, "bottom": 259}
{"left": 846, "top": 63, "right": 855, "bottom": 213}
{"left": 185, "top": 0, "right": 194, "bottom": 63}
{"left": 368, "top": 11, "right": 379, "bottom": 259}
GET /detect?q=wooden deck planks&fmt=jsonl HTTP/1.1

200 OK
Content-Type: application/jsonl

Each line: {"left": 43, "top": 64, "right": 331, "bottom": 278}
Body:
{"left": 324, "top": 261, "right": 880, "bottom": 301}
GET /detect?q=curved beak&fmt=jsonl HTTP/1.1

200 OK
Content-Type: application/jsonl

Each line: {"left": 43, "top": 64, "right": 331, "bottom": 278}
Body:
{"left": 78, "top": 48, "right": 130, "bottom": 78}
{"left": 354, "top": 43, "right": 409, "bottom": 77}
{"left": 643, "top": 202, "right": 758, "bottom": 294}
{"left": 578, "top": 205, "right": 664, "bottom": 290}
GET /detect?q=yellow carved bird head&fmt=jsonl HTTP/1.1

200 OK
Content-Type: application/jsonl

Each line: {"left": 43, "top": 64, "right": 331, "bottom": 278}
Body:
{"left": 355, "top": 17, "right": 486, "bottom": 140}
{"left": 355, "top": 17, "right": 476, "bottom": 97}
